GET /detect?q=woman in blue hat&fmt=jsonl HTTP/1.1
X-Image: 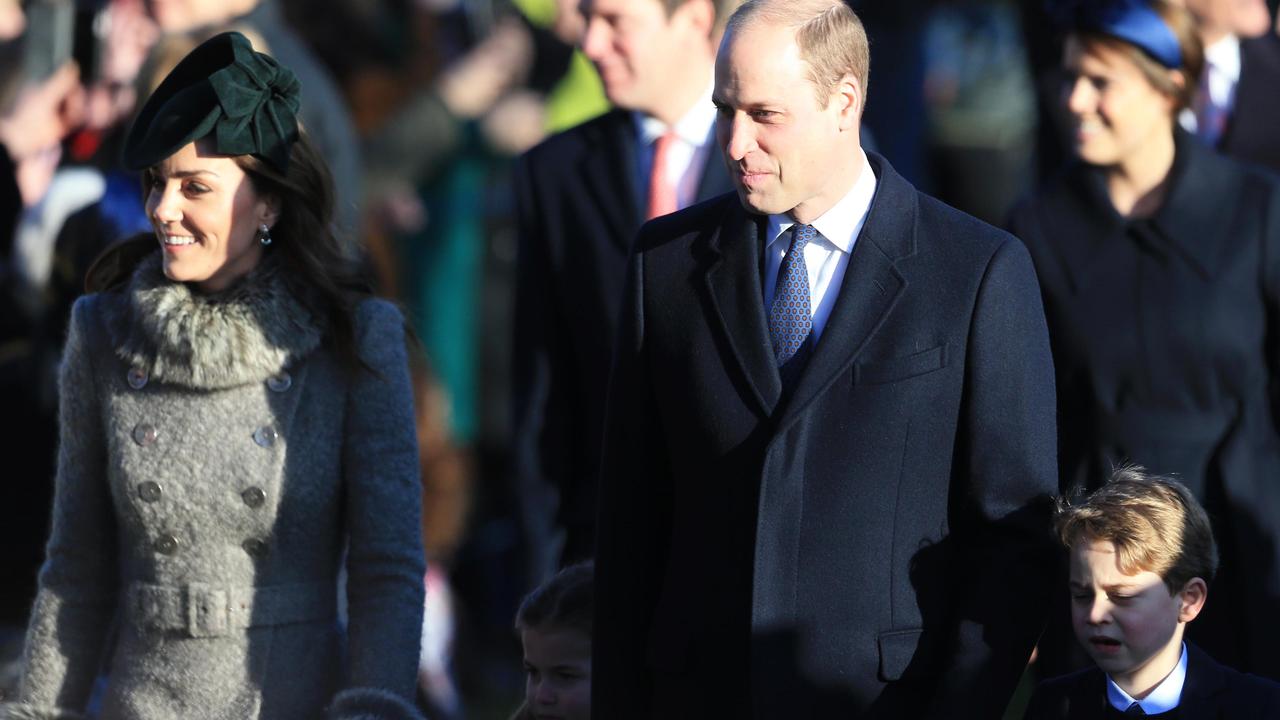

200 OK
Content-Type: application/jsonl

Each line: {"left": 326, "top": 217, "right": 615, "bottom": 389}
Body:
{"left": 1009, "top": 0, "right": 1280, "bottom": 682}
{"left": 0, "top": 32, "right": 427, "bottom": 719}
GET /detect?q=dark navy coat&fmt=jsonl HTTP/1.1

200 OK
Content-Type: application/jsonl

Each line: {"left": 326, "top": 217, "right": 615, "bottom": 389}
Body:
{"left": 595, "top": 153, "right": 1059, "bottom": 718}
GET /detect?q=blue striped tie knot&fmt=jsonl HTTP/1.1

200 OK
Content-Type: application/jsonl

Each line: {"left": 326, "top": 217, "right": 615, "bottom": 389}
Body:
{"left": 770, "top": 224, "right": 816, "bottom": 365}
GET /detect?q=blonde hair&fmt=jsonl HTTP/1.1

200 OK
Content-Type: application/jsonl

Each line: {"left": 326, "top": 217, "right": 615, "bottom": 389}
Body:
{"left": 1055, "top": 466, "right": 1218, "bottom": 594}
{"left": 1075, "top": 0, "right": 1203, "bottom": 112}
{"left": 725, "top": 0, "right": 870, "bottom": 108}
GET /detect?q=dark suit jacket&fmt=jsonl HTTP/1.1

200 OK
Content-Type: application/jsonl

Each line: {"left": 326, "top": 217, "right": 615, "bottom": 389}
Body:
{"left": 1219, "top": 34, "right": 1280, "bottom": 174}
{"left": 594, "top": 153, "right": 1058, "bottom": 718}
{"left": 1007, "top": 130, "right": 1280, "bottom": 680}
{"left": 512, "top": 109, "right": 731, "bottom": 571}
{"left": 1024, "top": 643, "right": 1280, "bottom": 719}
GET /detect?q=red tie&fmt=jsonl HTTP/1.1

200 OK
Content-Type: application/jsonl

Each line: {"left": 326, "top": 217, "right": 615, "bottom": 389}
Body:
{"left": 647, "top": 131, "right": 679, "bottom": 220}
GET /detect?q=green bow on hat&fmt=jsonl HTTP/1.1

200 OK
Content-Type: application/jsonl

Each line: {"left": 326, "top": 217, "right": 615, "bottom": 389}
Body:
{"left": 123, "top": 31, "right": 302, "bottom": 172}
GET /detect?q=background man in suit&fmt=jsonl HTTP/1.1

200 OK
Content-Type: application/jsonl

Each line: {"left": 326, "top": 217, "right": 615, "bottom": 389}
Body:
{"left": 1180, "top": 0, "right": 1280, "bottom": 171}
{"left": 512, "top": 0, "right": 739, "bottom": 579}
{"left": 593, "top": 1, "right": 1059, "bottom": 717}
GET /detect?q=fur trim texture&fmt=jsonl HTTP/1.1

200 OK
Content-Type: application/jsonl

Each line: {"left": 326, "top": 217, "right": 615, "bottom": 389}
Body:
{"left": 110, "top": 253, "right": 322, "bottom": 389}
{"left": 326, "top": 687, "right": 426, "bottom": 720}
{"left": 0, "top": 704, "right": 86, "bottom": 720}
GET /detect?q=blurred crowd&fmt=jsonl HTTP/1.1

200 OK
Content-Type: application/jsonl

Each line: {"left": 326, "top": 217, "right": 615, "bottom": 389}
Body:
{"left": 2, "top": 0, "right": 1280, "bottom": 717}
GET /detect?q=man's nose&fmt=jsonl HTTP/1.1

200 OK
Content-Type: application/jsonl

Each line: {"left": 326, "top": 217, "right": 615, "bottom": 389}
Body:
{"left": 722, "top": 115, "right": 755, "bottom": 161}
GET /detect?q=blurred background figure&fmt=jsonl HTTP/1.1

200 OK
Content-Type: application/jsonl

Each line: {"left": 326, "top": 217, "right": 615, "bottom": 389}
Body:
{"left": 1009, "top": 0, "right": 1280, "bottom": 685}
{"left": 1177, "top": 0, "right": 1280, "bottom": 170}
{"left": 922, "top": 0, "right": 1038, "bottom": 225}
{"left": 0, "top": 1, "right": 83, "bottom": 690}
{"left": 511, "top": 0, "right": 739, "bottom": 593}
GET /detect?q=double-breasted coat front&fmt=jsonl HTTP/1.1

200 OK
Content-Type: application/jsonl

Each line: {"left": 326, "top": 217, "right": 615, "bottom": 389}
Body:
{"left": 2, "top": 253, "right": 427, "bottom": 719}
{"left": 1008, "top": 131, "right": 1280, "bottom": 680}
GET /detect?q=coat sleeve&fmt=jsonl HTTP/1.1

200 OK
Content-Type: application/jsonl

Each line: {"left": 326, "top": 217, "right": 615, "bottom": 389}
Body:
{"left": 510, "top": 152, "right": 574, "bottom": 580}
{"left": 1261, "top": 177, "right": 1280, "bottom": 429}
{"left": 591, "top": 234, "right": 672, "bottom": 719}
{"left": 2, "top": 296, "right": 116, "bottom": 720}
{"left": 330, "top": 299, "right": 427, "bottom": 720}
{"left": 930, "top": 237, "right": 1060, "bottom": 718}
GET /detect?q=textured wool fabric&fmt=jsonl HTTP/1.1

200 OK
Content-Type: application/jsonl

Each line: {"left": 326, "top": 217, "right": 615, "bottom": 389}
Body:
{"left": 0, "top": 252, "right": 426, "bottom": 719}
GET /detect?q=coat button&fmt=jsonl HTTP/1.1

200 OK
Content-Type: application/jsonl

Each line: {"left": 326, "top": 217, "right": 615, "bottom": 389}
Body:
{"left": 127, "top": 367, "right": 148, "bottom": 390}
{"left": 242, "top": 538, "right": 269, "bottom": 558}
{"left": 252, "top": 426, "right": 278, "bottom": 448}
{"left": 267, "top": 372, "right": 292, "bottom": 392}
{"left": 133, "top": 424, "right": 159, "bottom": 446}
{"left": 155, "top": 534, "right": 179, "bottom": 555}
{"left": 138, "top": 481, "right": 163, "bottom": 503}
{"left": 241, "top": 487, "right": 266, "bottom": 508}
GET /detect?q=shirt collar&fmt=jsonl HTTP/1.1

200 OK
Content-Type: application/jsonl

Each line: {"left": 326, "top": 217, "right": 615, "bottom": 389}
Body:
{"left": 634, "top": 78, "right": 716, "bottom": 147}
{"left": 1105, "top": 643, "right": 1188, "bottom": 714}
{"left": 765, "top": 149, "right": 876, "bottom": 254}
{"left": 1204, "top": 33, "right": 1241, "bottom": 79}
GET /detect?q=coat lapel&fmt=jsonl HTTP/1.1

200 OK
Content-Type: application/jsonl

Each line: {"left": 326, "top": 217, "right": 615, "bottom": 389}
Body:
{"left": 1179, "top": 643, "right": 1229, "bottom": 718}
{"left": 703, "top": 202, "right": 783, "bottom": 417}
{"left": 579, "top": 111, "right": 641, "bottom": 251}
{"left": 776, "top": 154, "right": 910, "bottom": 432}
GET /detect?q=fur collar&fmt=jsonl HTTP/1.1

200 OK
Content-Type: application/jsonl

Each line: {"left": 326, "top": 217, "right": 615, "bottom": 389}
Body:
{"left": 110, "top": 252, "right": 323, "bottom": 389}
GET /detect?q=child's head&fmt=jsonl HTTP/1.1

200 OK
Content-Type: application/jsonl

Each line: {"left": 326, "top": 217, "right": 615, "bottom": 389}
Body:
{"left": 1055, "top": 467, "right": 1218, "bottom": 695}
{"left": 512, "top": 562, "right": 593, "bottom": 720}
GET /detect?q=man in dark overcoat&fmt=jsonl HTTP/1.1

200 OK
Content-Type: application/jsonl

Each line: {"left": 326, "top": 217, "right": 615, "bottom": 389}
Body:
{"left": 592, "top": 1, "right": 1059, "bottom": 717}
{"left": 512, "top": 0, "right": 738, "bottom": 576}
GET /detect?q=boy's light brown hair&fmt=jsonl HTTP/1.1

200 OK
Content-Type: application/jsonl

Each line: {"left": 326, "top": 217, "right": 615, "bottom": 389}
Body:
{"left": 1055, "top": 466, "right": 1218, "bottom": 594}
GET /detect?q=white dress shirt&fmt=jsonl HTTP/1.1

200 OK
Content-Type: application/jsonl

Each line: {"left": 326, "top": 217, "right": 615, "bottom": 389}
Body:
{"left": 634, "top": 80, "right": 718, "bottom": 212}
{"left": 1105, "top": 643, "right": 1188, "bottom": 714}
{"left": 1180, "top": 34, "right": 1242, "bottom": 146}
{"left": 762, "top": 150, "right": 878, "bottom": 341}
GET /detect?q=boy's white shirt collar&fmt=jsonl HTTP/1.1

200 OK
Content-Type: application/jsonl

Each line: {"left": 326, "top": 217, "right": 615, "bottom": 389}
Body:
{"left": 1105, "top": 643, "right": 1188, "bottom": 714}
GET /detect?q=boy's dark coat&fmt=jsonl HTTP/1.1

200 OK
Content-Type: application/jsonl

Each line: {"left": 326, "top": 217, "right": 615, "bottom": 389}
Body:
{"left": 1024, "top": 643, "right": 1280, "bottom": 719}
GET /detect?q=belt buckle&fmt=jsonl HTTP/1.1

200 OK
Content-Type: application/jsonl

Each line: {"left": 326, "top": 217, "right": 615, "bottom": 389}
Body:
{"left": 185, "top": 583, "right": 229, "bottom": 638}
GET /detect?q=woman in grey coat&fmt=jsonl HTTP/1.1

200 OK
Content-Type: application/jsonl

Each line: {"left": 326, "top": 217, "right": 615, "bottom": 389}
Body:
{"left": 0, "top": 32, "right": 427, "bottom": 720}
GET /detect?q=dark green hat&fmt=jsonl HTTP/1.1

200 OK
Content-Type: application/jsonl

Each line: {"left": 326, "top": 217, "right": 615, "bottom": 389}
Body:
{"left": 123, "top": 31, "right": 301, "bottom": 172}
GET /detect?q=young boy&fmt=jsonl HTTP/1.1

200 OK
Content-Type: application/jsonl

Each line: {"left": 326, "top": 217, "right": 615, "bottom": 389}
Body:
{"left": 1025, "top": 467, "right": 1280, "bottom": 718}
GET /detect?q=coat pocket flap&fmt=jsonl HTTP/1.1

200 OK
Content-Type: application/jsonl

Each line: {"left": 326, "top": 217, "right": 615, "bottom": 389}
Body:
{"left": 877, "top": 628, "right": 923, "bottom": 682}
{"left": 855, "top": 345, "right": 947, "bottom": 385}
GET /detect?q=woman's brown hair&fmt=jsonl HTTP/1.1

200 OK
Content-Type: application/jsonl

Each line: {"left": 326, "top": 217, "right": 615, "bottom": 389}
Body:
{"left": 86, "top": 129, "right": 372, "bottom": 372}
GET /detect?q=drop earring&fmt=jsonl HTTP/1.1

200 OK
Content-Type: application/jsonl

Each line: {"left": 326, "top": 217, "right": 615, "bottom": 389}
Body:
{"left": 258, "top": 223, "right": 273, "bottom": 246}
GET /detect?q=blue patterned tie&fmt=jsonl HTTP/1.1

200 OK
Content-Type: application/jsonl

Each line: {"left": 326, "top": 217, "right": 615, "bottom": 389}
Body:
{"left": 769, "top": 224, "right": 815, "bottom": 366}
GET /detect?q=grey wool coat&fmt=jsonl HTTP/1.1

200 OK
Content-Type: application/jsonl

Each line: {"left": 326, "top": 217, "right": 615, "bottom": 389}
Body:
{"left": 0, "top": 253, "right": 427, "bottom": 720}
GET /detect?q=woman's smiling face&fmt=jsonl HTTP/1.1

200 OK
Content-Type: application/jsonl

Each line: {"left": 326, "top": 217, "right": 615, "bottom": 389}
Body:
{"left": 146, "top": 137, "right": 278, "bottom": 293}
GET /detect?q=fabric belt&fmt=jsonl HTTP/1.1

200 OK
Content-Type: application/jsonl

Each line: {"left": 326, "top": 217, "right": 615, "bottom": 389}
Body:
{"left": 127, "top": 581, "right": 336, "bottom": 638}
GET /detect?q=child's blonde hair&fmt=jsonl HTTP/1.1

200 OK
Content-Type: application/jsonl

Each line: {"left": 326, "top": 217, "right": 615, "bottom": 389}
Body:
{"left": 1055, "top": 466, "right": 1218, "bottom": 594}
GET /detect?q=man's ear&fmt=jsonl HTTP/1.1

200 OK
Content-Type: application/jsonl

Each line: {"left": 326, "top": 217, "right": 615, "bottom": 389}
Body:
{"left": 673, "top": 0, "right": 715, "bottom": 38}
{"left": 835, "top": 75, "right": 862, "bottom": 131}
{"left": 1177, "top": 577, "right": 1208, "bottom": 623}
